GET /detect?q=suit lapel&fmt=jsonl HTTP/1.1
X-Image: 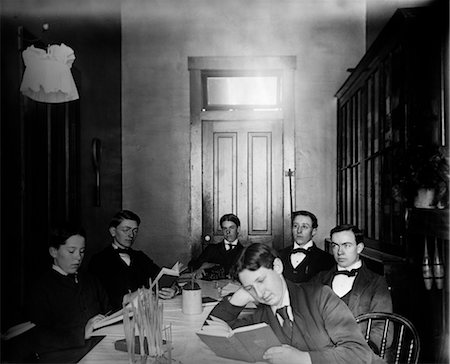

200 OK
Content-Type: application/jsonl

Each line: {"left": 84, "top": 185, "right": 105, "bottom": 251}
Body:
{"left": 347, "top": 265, "right": 371, "bottom": 312}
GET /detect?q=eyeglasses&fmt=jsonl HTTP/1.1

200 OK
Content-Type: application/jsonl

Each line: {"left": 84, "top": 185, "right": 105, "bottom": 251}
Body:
{"left": 118, "top": 227, "right": 139, "bottom": 235}
{"left": 330, "top": 242, "right": 356, "bottom": 251}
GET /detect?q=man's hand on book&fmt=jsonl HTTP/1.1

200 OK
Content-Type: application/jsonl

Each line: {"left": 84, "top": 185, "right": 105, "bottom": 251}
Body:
{"left": 158, "top": 287, "right": 176, "bottom": 300}
{"left": 85, "top": 314, "right": 106, "bottom": 339}
{"left": 263, "top": 344, "right": 312, "bottom": 364}
{"left": 193, "top": 263, "right": 219, "bottom": 279}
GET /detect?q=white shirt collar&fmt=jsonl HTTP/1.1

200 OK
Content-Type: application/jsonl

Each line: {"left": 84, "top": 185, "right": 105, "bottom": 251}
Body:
{"left": 293, "top": 240, "right": 313, "bottom": 250}
{"left": 337, "top": 259, "right": 362, "bottom": 271}
{"left": 224, "top": 239, "right": 238, "bottom": 245}
{"left": 52, "top": 264, "right": 68, "bottom": 276}
{"left": 112, "top": 242, "right": 129, "bottom": 250}
{"left": 272, "top": 278, "right": 292, "bottom": 316}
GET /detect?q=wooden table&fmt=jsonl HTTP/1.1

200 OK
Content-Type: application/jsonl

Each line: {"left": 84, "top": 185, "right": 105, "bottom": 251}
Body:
{"left": 79, "top": 280, "right": 260, "bottom": 364}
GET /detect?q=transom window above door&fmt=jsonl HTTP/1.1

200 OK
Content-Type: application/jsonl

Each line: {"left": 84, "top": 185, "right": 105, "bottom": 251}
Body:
{"left": 201, "top": 70, "right": 281, "bottom": 111}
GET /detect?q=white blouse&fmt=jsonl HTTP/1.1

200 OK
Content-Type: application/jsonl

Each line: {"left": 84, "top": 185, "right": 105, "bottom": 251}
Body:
{"left": 20, "top": 44, "right": 79, "bottom": 103}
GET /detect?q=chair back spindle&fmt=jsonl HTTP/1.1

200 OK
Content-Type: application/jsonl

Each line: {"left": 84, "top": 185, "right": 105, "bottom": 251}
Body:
{"left": 356, "top": 312, "right": 420, "bottom": 364}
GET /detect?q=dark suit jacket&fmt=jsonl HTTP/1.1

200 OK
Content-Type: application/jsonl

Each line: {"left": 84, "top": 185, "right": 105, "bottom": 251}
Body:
{"left": 188, "top": 240, "right": 244, "bottom": 274}
{"left": 89, "top": 245, "right": 161, "bottom": 309}
{"left": 27, "top": 270, "right": 109, "bottom": 358}
{"left": 209, "top": 280, "right": 385, "bottom": 364}
{"left": 311, "top": 262, "right": 393, "bottom": 351}
{"left": 278, "top": 243, "right": 335, "bottom": 283}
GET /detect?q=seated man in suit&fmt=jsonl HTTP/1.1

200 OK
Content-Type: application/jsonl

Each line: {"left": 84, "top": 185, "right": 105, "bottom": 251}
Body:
{"left": 26, "top": 223, "right": 110, "bottom": 362}
{"left": 189, "top": 213, "right": 244, "bottom": 280}
{"left": 311, "top": 224, "right": 393, "bottom": 354}
{"left": 89, "top": 210, "right": 178, "bottom": 309}
{"left": 278, "top": 210, "right": 334, "bottom": 283}
{"left": 208, "top": 243, "right": 385, "bottom": 364}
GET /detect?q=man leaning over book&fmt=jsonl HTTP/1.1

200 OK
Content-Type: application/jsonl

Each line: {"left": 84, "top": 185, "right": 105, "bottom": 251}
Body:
{"left": 207, "top": 243, "right": 386, "bottom": 364}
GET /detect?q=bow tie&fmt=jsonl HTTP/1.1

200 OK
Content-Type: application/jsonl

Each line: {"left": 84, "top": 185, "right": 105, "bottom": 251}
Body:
{"left": 116, "top": 248, "right": 132, "bottom": 255}
{"left": 333, "top": 268, "right": 359, "bottom": 277}
{"left": 224, "top": 242, "right": 237, "bottom": 250}
{"left": 291, "top": 248, "right": 309, "bottom": 255}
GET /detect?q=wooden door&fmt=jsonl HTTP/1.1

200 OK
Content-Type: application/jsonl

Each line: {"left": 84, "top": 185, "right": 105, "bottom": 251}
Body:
{"left": 202, "top": 119, "right": 283, "bottom": 248}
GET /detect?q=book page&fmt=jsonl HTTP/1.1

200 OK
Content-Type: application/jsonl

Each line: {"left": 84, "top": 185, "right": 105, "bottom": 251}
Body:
{"left": 150, "top": 266, "right": 179, "bottom": 289}
{"left": 2, "top": 321, "right": 36, "bottom": 340}
{"left": 93, "top": 308, "right": 124, "bottom": 330}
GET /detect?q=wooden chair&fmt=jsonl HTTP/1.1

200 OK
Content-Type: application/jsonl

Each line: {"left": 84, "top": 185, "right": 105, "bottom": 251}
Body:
{"left": 356, "top": 312, "right": 420, "bottom": 364}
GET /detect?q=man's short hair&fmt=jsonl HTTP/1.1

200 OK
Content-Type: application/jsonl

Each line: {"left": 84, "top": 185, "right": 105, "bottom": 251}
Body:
{"left": 49, "top": 223, "right": 86, "bottom": 249}
{"left": 219, "top": 213, "right": 241, "bottom": 228}
{"left": 109, "top": 210, "right": 141, "bottom": 228}
{"left": 292, "top": 210, "right": 318, "bottom": 229}
{"left": 231, "top": 243, "right": 278, "bottom": 280}
{"left": 330, "top": 224, "right": 364, "bottom": 244}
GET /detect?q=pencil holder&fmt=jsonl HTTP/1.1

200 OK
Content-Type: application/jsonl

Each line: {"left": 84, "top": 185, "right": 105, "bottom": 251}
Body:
{"left": 182, "top": 279, "right": 202, "bottom": 315}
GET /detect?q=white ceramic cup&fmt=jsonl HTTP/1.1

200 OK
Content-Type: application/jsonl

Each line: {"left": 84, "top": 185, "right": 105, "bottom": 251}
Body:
{"left": 182, "top": 288, "right": 202, "bottom": 315}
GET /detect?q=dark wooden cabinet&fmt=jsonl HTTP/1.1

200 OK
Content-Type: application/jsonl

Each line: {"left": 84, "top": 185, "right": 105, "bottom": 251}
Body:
{"left": 405, "top": 208, "right": 449, "bottom": 363}
{"left": 335, "top": 5, "right": 448, "bottom": 363}
{"left": 335, "top": 6, "right": 447, "bottom": 255}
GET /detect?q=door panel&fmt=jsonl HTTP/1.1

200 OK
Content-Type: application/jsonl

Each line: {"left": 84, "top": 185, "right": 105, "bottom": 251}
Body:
{"left": 202, "top": 120, "right": 283, "bottom": 248}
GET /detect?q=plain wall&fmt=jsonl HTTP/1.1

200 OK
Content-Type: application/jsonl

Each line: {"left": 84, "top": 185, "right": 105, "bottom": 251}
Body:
{"left": 121, "top": 0, "right": 366, "bottom": 266}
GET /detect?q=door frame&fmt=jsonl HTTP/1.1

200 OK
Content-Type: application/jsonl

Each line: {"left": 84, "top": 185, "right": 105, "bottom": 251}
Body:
{"left": 188, "top": 56, "right": 296, "bottom": 256}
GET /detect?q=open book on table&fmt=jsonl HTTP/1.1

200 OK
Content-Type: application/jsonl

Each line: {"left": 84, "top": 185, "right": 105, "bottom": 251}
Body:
{"left": 93, "top": 292, "right": 140, "bottom": 330}
{"left": 150, "top": 261, "right": 187, "bottom": 289}
{"left": 93, "top": 308, "right": 131, "bottom": 330}
{"left": 196, "top": 316, "right": 281, "bottom": 362}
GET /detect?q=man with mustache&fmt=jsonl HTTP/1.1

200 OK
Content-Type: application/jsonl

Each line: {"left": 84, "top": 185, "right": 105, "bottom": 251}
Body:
{"left": 189, "top": 213, "right": 244, "bottom": 280}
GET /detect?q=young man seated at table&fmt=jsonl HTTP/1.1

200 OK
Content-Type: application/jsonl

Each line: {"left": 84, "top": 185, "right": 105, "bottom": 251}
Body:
{"left": 26, "top": 223, "right": 110, "bottom": 363}
{"left": 89, "top": 210, "right": 179, "bottom": 310}
{"left": 278, "top": 210, "right": 335, "bottom": 283}
{"left": 207, "top": 243, "right": 386, "bottom": 364}
{"left": 188, "top": 213, "right": 244, "bottom": 280}
{"left": 311, "top": 224, "right": 393, "bottom": 354}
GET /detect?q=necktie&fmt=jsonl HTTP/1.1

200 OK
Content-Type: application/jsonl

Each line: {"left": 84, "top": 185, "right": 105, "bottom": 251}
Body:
{"left": 333, "top": 268, "right": 359, "bottom": 277}
{"left": 291, "top": 248, "right": 309, "bottom": 255}
{"left": 276, "top": 306, "right": 293, "bottom": 337}
{"left": 225, "top": 243, "right": 236, "bottom": 251}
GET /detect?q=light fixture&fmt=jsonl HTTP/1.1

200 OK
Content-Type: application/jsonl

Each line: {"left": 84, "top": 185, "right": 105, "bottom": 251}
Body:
{"left": 20, "top": 43, "right": 79, "bottom": 103}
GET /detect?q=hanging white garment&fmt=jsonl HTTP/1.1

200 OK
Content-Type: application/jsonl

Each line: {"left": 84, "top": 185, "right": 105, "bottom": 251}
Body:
{"left": 20, "top": 44, "right": 79, "bottom": 103}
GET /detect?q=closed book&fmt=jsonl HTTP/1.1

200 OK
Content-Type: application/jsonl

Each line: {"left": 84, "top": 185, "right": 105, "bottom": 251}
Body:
{"left": 202, "top": 296, "right": 219, "bottom": 307}
{"left": 196, "top": 317, "right": 281, "bottom": 362}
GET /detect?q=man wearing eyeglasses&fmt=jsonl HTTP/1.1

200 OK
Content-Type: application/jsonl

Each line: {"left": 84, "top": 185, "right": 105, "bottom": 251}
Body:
{"left": 278, "top": 210, "right": 335, "bottom": 283}
{"left": 89, "top": 210, "right": 178, "bottom": 309}
{"left": 311, "top": 224, "right": 392, "bottom": 354}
